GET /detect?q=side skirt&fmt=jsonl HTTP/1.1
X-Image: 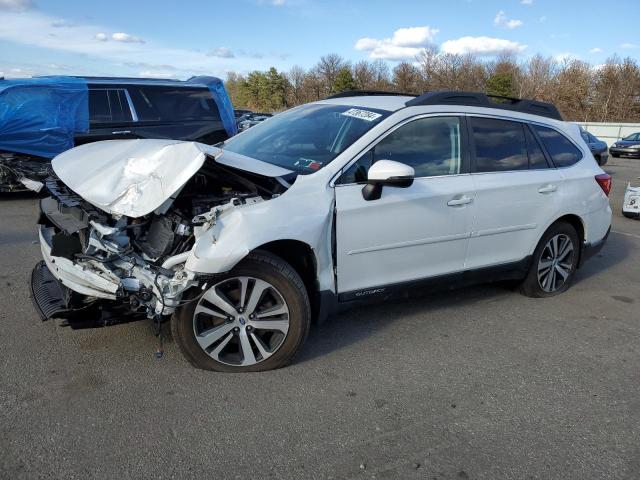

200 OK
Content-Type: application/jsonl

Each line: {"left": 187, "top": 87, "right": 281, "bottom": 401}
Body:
{"left": 336, "top": 256, "right": 532, "bottom": 304}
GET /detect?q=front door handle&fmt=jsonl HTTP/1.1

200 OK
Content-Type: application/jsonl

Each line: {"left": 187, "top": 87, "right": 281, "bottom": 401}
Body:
{"left": 111, "top": 130, "right": 132, "bottom": 135}
{"left": 538, "top": 184, "right": 558, "bottom": 194}
{"left": 447, "top": 195, "right": 473, "bottom": 207}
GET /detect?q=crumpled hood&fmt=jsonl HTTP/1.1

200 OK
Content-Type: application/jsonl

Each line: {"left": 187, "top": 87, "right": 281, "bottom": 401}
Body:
{"left": 52, "top": 139, "right": 292, "bottom": 218}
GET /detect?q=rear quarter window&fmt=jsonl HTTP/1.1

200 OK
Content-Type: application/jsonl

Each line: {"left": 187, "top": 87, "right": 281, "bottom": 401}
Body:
{"left": 532, "top": 125, "right": 583, "bottom": 168}
{"left": 127, "top": 85, "right": 221, "bottom": 123}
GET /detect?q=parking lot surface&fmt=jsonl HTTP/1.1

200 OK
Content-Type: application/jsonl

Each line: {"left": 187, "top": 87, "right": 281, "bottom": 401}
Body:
{"left": 1, "top": 158, "right": 639, "bottom": 480}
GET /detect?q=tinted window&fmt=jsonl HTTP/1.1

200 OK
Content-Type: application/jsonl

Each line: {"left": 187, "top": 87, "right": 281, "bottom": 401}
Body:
{"left": 471, "top": 117, "right": 528, "bottom": 172}
{"left": 525, "top": 126, "right": 549, "bottom": 169}
{"left": 89, "top": 89, "right": 133, "bottom": 123}
{"left": 339, "top": 117, "right": 462, "bottom": 184}
{"left": 128, "top": 86, "right": 221, "bottom": 122}
{"left": 532, "top": 125, "right": 583, "bottom": 167}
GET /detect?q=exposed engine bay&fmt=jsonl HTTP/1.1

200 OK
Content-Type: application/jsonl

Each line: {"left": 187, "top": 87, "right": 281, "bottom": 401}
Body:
{"left": 36, "top": 156, "right": 289, "bottom": 328}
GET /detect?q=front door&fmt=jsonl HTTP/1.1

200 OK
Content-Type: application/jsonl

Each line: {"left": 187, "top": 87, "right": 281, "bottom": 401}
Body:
{"left": 334, "top": 115, "right": 475, "bottom": 296}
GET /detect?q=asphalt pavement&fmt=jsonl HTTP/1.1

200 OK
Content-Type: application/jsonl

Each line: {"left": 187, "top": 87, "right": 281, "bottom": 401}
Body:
{"left": 1, "top": 158, "right": 639, "bottom": 480}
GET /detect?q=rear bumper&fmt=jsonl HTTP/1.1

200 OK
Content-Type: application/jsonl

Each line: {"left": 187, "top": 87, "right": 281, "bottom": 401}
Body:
{"left": 579, "top": 226, "right": 610, "bottom": 267}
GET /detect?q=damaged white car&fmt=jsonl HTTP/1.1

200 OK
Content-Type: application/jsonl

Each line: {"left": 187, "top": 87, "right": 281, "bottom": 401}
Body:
{"left": 622, "top": 182, "right": 640, "bottom": 219}
{"left": 32, "top": 91, "right": 612, "bottom": 372}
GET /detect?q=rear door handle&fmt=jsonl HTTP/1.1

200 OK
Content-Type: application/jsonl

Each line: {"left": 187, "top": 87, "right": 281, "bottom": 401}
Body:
{"left": 447, "top": 195, "right": 473, "bottom": 207}
{"left": 538, "top": 184, "right": 558, "bottom": 194}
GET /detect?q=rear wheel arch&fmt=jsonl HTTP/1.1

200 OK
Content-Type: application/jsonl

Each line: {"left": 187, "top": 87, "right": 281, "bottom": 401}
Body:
{"left": 535, "top": 214, "right": 585, "bottom": 263}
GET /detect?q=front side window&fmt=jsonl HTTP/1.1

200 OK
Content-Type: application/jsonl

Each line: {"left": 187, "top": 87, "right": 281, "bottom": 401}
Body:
{"left": 223, "top": 104, "right": 390, "bottom": 174}
{"left": 533, "top": 125, "right": 583, "bottom": 168}
{"left": 622, "top": 133, "right": 639, "bottom": 141}
{"left": 338, "top": 116, "right": 462, "bottom": 184}
{"left": 470, "top": 117, "right": 528, "bottom": 172}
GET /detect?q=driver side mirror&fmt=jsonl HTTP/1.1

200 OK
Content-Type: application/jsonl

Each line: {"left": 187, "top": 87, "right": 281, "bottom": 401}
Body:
{"left": 362, "top": 160, "right": 415, "bottom": 201}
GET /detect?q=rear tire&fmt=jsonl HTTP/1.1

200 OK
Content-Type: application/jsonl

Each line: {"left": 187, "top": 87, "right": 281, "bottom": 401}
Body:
{"left": 520, "top": 222, "right": 580, "bottom": 298}
{"left": 622, "top": 211, "right": 639, "bottom": 219}
{"left": 171, "top": 251, "right": 311, "bottom": 372}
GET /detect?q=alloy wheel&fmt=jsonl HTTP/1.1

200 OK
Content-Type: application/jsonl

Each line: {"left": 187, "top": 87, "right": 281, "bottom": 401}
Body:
{"left": 537, "top": 233, "right": 574, "bottom": 293}
{"left": 192, "top": 276, "right": 290, "bottom": 366}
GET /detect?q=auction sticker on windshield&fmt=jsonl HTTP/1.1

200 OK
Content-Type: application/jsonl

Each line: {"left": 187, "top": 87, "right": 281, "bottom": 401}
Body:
{"left": 341, "top": 108, "right": 382, "bottom": 122}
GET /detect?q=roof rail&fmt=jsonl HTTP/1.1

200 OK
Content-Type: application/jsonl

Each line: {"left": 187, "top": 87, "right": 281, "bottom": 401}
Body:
{"left": 326, "top": 90, "right": 417, "bottom": 99}
{"left": 405, "top": 91, "right": 563, "bottom": 121}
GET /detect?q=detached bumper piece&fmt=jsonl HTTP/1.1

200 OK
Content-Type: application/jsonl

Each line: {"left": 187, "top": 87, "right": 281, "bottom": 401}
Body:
{"left": 30, "top": 260, "right": 75, "bottom": 321}
{"left": 30, "top": 260, "right": 143, "bottom": 328}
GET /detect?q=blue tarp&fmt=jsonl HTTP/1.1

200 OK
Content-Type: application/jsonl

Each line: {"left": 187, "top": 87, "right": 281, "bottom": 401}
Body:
{"left": 0, "top": 76, "right": 89, "bottom": 158}
{"left": 188, "top": 76, "right": 238, "bottom": 137}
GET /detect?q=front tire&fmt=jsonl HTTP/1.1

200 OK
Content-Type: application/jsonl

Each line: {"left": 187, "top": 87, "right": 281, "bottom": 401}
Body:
{"left": 171, "top": 251, "right": 311, "bottom": 372}
{"left": 520, "top": 222, "right": 580, "bottom": 298}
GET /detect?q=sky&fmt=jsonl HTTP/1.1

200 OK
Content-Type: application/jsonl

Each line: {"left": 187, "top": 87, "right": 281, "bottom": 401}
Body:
{"left": 0, "top": 0, "right": 639, "bottom": 80}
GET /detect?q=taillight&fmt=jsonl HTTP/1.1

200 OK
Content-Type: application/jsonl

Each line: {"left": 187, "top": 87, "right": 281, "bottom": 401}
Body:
{"left": 595, "top": 174, "right": 612, "bottom": 196}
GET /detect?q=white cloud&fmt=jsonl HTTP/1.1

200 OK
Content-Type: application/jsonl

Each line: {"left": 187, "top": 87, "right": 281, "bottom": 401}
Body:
{"left": 0, "top": 10, "right": 284, "bottom": 78}
{"left": 589, "top": 47, "right": 602, "bottom": 54}
{"left": 208, "top": 47, "right": 235, "bottom": 58}
{"left": 441, "top": 36, "right": 527, "bottom": 56}
{"left": 355, "top": 26, "right": 439, "bottom": 60}
{"left": 620, "top": 43, "right": 638, "bottom": 49}
{"left": 521, "top": 0, "right": 533, "bottom": 4}
{"left": 112, "top": 32, "right": 145, "bottom": 44}
{"left": 494, "top": 11, "right": 523, "bottom": 29}
{"left": 0, "top": 0, "right": 33, "bottom": 11}
{"left": 138, "top": 70, "right": 180, "bottom": 79}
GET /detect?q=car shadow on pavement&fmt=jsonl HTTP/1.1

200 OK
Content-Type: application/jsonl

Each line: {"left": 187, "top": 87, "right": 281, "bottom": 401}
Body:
{"left": 297, "top": 234, "right": 633, "bottom": 364}
{"left": 296, "top": 283, "right": 506, "bottom": 364}
{"left": 574, "top": 231, "right": 634, "bottom": 283}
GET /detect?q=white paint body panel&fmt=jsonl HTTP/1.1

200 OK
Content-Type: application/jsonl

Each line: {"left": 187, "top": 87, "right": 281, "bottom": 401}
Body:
{"left": 465, "top": 168, "right": 564, "bottom": 269}
{"left": 335, "top": 175, "right": 475, "bottom": 293}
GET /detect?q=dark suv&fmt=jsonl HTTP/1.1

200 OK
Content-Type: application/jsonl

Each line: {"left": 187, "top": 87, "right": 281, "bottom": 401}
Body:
{"left": 0, "top": 76, "right": 236, "bottom": 191}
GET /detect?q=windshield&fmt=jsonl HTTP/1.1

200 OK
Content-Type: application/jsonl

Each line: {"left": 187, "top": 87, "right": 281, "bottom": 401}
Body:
{"left": 222, "top": 103, "right": 390, "bottom": 174}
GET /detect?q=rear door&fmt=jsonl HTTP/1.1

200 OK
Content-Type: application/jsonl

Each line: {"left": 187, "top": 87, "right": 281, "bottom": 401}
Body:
{"left": 465, "top": 116, "right": 563, "bottom": 269}
{"left": 334, "top": 115, "right": 475, "bottom": 296}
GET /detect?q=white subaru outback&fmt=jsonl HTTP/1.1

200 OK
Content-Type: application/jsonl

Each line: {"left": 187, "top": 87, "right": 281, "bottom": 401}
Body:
{"left": 32, "top": 91, "right": 612, "bottom": 372}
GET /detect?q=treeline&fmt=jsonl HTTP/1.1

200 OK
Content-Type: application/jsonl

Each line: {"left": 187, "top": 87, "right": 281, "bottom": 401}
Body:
{"left": 225, "top": 50, "right": 640, "bottom": 122}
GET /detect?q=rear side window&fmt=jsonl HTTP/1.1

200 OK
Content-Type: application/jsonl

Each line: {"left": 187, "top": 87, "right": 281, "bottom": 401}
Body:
{"left": 470, "top": 117, "right": 528, "bottom": 172}
{"left": 127, "top": 86, "right": 221, "bottom": 122}
{"left": 89, "top": 89, "right": 133, "bottom": 123}
{"left": 532, "top": 125, "right": 583, "bottom": 167}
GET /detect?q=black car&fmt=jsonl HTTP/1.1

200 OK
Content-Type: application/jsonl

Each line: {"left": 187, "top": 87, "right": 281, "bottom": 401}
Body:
{"left": 609, "top": 132, "right": 640, "bottom": 159}
{"left": 0, "top": 76, "right": 236, "bottom": 191}
{"left": 580, "top": 129, "right": 609, "bottom": 165}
